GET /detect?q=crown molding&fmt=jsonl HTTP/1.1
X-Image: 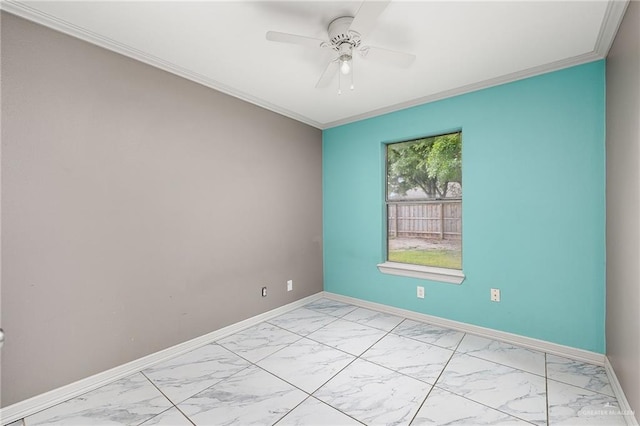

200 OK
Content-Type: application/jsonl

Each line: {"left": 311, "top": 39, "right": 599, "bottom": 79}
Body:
{"left": 322, "top": 0, "right": 630, "bottom": 130}
{"left": 0, "top": 0, "right": 324, "bottom": 130}
{"left": 1, "top": 0, "right": 628, "bottom": 131}
{"left": 324, "top": 50, "right": 603, "bottom": 129}
{"left": 594, "top": 0, "right": 630, "bottom": 57}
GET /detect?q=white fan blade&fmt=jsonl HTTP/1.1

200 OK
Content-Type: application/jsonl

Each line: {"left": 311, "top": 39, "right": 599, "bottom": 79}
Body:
{"left": 360, "top": 45, "right": 416, "bottom": 68}
{"left": 266, "top": 31, "right": 326, "bottom": 48}
{"left": 348, "top": 0, "right": 390, "bottom": 39}
{"left": 316, "top": 60, "right": 339, "bottom": 88}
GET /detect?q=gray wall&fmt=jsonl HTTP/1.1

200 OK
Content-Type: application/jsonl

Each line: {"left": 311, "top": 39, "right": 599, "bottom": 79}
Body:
{"left": 606, "top": 1, "right": 640, "bottom": 422}
{"left": 0, "top": 12, "right": 322, "bottom": 406}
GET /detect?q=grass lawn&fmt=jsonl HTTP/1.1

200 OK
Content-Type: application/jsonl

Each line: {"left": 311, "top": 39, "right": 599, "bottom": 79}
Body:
{"left": 388, "top": 249, "right": 462, "bottom": 269}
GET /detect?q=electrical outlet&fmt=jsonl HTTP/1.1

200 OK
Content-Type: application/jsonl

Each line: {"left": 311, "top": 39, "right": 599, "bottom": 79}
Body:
{"left": 287, "top": 280, "right": 293, "bottom": 292}
{"left": 417, "top": 286, "right": 425, "bottom": 299}
{"left": 491, "top": 288, "right": 500, "bottom": 302}
{"left": 262, "top": 287, "right": 267, "bottom": 297}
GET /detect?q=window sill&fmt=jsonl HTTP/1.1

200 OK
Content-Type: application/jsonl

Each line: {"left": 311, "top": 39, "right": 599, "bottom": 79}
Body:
{"left": 376, "top": 262, "right": 465, "bottom": 284}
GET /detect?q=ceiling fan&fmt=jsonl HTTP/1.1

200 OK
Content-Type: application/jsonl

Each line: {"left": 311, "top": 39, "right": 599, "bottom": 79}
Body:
{"left": 265, "top": 0, "right": 416, "bottom": 93}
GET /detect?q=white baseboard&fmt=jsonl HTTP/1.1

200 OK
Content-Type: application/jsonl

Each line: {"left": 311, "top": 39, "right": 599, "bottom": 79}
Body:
{"left": 324, "top": 292, "right": 640, "bottom": 424}
{"left": 4, "top": 291, "right": 632, "bottom": 426}
{"left": 605, "top": 357, "right": 640, "bottom": 426}
{"left": 0, "top": 293, "right": 323, "bottom": 425}
{"left": 323, "top": 292, "right": 605, "bottom": 365}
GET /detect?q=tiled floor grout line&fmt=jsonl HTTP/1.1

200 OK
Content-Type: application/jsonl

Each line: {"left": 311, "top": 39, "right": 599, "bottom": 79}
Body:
{"left": 173, "top": 405, "right": 197, "bottom": 426}
{"left": 153, "top": 343, "right": 316, "bottom": 426}
{"left": 246, "top": 339, "right": 357, "bottom": 398}
{"left": 270, "top": 395, "right": 312, "bottom": 426}
{"left": 317, "top": 397, "right": 367, "bottom": 426}
{"left": 430, "top": 334, "right": 539, "bottom": 425}
{"left": 407, "top": 331, "right": 466, "bottom": 425}
{"left": 253, "top": 303, "right": 377, "bottom": 424}
{"left": 453, "top": 333, "right": 547, "bottom": 425}
{"left": 545, "top": 352, "right": 550, "bottom": 426}
{"left": 343, "top": 313, "right": 451, "bottom": 426}
{"left": 21, "top": 299, "right": 623, "bottom": 426}
{"left": 288, "top": 305, "right": 411, "bottom": 425}
{"left": 288, "top": 313, "right": 401, "bottom": 358}
{"left": 422, "top": 385, "right": 539, "bottom": 426}
{"left": 138, "top": 370, "right": 174, "bottom": 405}
{"left": 135, "top": 402, "right": 196, "bottom": 426}
{"left": 420, "top": 333, "right": 545, "bottom": 426}
{"left": 307, "top": 356, "right": 361, "bottom": 419}
{"left": 265, "top": 309, "right": 343, "bottom": 334}
{"left": 142, "top": 311, "right": 553, "bottom": 426}
{"left": 154, "top": 306, "right": 545, "bottom": 426}
{"left": 407, "top": 379, "right": 437, "bottom": 425}
{"left": 458, "top": 351, "right": 547, "bottom": 378}
{"left": 214, "top": 336, "right": 284, "bottom": 366}
{"left": 83, "top": 311, "right": 458, "bottom": 426}
{"left": 191, "top": 306, "right": 610, "bottom": 425}
{"left": 140, "top": 362, "right": 257, "bottom": 424}
{"left": 203, "top": 305, "right": 395, "bottom": 422}
{"left": 16, "top": 370, "right": 143, "bottom": 424}
{"left": 205, "top": 316, "right": 364, "bottom": 424}
{"left": 262, "top": 313, "right": 385, "bottom": 360}
{"left": 318, "top": 324, "right": 402, "bottom": 425}
{"left": 390, "top": 318, "right": 466, "bottom": 350}
{"left": 20, "top": 319, "right": 297, "bottom": 425}
{"left": 545, "top": 376, "right": 617, "bottom": 398}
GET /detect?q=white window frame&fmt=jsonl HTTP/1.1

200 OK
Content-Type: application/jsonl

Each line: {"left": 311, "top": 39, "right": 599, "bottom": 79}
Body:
{"left": 378, "top": 134, "right": 465, "bottom": 285}
{"left": 377, "top": 261, "right": 465, "bottom": 284}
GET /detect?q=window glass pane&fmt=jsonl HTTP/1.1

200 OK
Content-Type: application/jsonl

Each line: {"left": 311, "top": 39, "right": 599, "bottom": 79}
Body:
{"left": 386, "top": 132, "right": 462, "bottom": 269}
{"left": 387, "top": 133, "right": 461, "bottom": 201}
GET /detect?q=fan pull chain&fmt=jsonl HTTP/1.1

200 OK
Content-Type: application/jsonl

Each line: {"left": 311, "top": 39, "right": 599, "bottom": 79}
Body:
{"left": 338, "top": 66, "right": 342, "bottom": 95}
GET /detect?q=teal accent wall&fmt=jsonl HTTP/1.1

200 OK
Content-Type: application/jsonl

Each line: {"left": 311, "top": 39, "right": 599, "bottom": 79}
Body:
{"left": 322, "top": 61, "right": 606, "bottom": 353}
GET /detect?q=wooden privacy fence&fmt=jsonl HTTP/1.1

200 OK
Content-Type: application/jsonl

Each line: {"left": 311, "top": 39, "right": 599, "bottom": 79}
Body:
{"left": 388, "top": 200, "right": 461, "bottom": 240}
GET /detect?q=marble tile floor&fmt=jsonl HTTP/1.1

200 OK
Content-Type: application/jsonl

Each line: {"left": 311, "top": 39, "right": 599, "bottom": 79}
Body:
{"left": 11, "top": 298, "right": 626, "bottom": 426}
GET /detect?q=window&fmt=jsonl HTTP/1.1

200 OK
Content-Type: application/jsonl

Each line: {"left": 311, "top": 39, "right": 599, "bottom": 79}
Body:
{"left": 378, "top": 132, "right": 464, "bottom": 284}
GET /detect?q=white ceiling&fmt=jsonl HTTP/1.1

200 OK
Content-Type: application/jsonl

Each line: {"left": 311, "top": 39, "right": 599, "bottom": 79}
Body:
{"left": 1, "top": 1, "right": 628, "bottom": 129}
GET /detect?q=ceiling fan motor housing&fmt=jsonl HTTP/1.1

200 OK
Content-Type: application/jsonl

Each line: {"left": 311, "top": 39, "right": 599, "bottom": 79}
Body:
{"left": 328, "top": 16, "right": 361, "bottom": 49}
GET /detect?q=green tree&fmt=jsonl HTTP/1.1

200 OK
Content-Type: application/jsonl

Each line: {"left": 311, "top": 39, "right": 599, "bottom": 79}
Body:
{"left": 387, "top": 133, "right": 461, "bottom": 199}
{"left": 426, "top": 133, "right": 462, "bottom": 188}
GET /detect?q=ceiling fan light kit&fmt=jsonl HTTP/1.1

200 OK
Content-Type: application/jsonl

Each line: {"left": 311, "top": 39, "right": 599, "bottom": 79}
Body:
{"left": 265, "top": 0, "right": 416, "bottom": 95}
{"left": 338, "top": 43, "right": 353, "bottom": 76}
